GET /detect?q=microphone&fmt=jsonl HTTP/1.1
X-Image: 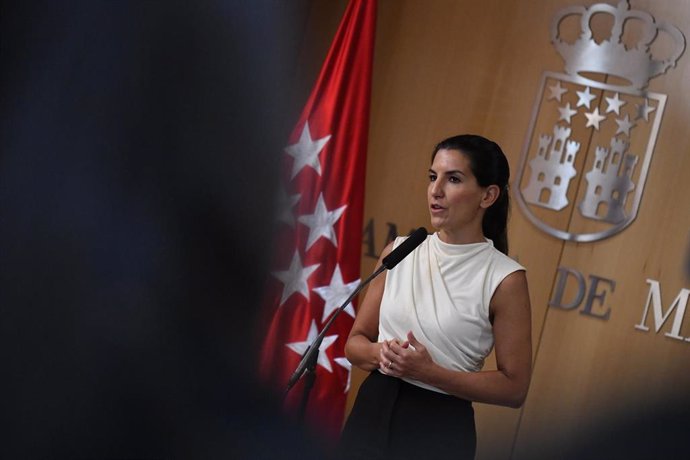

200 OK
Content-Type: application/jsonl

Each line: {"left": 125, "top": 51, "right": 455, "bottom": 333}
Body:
{"left": 285, "top": 226, "right": 428, "bottom": 395}
{"left": 382, "top": 227, "right": 428, "bottom": 269}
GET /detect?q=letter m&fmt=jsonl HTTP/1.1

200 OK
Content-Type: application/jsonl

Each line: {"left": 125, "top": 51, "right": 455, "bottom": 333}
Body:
{"left": 634, "top": 279, "right": 690, "bottom": 341}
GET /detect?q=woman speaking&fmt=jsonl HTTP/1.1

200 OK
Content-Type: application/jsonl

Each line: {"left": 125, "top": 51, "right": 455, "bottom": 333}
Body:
{"left": 339, "top": 134, "right": 532, "bottom": 459}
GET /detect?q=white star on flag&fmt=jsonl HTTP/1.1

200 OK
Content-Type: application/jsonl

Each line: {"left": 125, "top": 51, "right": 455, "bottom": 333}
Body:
{"left": 276, "top": 185, "right": 301, "bottom": 227}
{"left": 284, "top": 121, "right": 332, "bottom": 179}
{"left": 272, "top": 251, "right": 320, "bottom": 307}
{"left": 584, "top": 107, "right": 606, "bottom": 130}
{"left": 298, "top": 193, "right": 347, "bottom": 250}
{"left": 558, "top": 102, "right": 577, "bottom": 123}
{"left": 615, "top": 114, "right": 636, "bottom": 136}
{"left": 605, "top": 92, "right": 625, "bottom": 115}
{"left": 576, "top": 86, "right": 597, "bottom": 109}
{"left": 313, "top": 265, "right": 360, "bottom": 322}
{"left": 547, "top": 81, "right": 568, "bottom": 102}
{"left": 334, "top": 357, "right": 352, "bottom": 393}
{"left": 286, "top": 320, "right": 339, "bottom": 372}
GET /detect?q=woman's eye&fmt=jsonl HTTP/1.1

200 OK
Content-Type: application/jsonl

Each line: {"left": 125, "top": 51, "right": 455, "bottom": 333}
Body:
{"left": 449, "top": 176, "right": 461, "bottom": 183}
{"left": 429, "top": 174, "right": 437, "bottom": 182}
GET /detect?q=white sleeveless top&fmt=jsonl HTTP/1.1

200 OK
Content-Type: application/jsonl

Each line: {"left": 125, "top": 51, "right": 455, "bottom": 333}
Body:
{"left": 378, "top": 232, "right": 524, "bottom": 393}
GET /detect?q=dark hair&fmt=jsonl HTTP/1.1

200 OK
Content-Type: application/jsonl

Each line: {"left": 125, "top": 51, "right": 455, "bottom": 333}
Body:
{"left": 431, "top": 134, "right": 511, "bottom": 254}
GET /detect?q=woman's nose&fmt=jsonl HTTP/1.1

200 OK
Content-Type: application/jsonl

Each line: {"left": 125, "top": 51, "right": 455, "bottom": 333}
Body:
{"left": 430, "top": 181, "right": 443, "bottom": 197}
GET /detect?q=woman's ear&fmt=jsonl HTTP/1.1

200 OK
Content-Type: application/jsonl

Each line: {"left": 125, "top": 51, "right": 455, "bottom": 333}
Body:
{"left": 480, "top": 185, "right": 500, "bottom": 209}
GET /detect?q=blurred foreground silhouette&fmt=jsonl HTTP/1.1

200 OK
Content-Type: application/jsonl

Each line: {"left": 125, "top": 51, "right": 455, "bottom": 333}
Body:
{"left": 0, "top": 0, "right": 323, "bottom": 457}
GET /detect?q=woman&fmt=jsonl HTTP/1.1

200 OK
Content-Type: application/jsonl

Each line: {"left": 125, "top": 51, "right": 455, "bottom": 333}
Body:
{"left": 339, "top": 134, "right": 532, "bottom": 459}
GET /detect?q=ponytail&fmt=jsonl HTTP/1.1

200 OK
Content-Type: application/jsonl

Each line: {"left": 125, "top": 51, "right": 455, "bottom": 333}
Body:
{"left": 483, "top": 185, "right": 509, "bottom": 254}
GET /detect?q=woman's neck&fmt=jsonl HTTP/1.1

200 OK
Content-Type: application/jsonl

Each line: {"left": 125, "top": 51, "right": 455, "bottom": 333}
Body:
{"left": 437, "top": 228, "right": 485, "bottom": 245}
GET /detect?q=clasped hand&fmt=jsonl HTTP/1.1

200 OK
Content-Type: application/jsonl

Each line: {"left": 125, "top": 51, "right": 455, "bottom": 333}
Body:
{"left": 379, "top": 331, "right": 434, "bottom": 381}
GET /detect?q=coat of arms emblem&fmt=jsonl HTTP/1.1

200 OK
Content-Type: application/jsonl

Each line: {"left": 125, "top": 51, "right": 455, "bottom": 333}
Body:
{"left": 515, "top": 1, "right": 685, "bottom": 242}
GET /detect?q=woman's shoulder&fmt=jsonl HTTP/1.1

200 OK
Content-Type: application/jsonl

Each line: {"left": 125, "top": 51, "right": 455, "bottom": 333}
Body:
{"left": 488, "top": 245, "right": 525, "bottom": 274}
{"left": 485, "top": 247, "right": 527, "bottom": 302}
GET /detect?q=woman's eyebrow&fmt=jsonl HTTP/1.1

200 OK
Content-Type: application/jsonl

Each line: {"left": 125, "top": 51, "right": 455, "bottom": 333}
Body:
{"left": 429, "top": 168, "right": 466, "bottom": 177}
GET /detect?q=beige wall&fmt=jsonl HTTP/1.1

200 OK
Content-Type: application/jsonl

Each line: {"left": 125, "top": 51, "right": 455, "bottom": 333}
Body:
{"left": 302, "top": 1, "right": 690, "bottom": 458}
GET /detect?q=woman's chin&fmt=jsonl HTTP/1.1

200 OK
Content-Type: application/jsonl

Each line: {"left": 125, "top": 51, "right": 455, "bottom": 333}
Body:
{"left": 428, "top": 217, "right": 444, "bottom": 230}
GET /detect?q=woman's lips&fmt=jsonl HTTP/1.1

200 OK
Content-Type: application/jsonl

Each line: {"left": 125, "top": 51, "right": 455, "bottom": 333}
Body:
{"left": 430, "top": 203, "right": 445, "bottom": 213}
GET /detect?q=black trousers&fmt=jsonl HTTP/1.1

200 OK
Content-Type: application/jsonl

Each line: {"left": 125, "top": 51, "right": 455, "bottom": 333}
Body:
{"left": 337, "top": 371, "right": 476, "bottom": 460}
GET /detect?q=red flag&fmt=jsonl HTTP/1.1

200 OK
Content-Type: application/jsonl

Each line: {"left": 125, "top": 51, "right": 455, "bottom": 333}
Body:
{"left": 258, "top": 0, "right": 376, "bottom": 441}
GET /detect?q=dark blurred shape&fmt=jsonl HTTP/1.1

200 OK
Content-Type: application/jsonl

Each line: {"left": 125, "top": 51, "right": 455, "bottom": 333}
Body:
{"left": 517, "top": 397, "right": 690, "bottom": 460}
{"left": 560, "top": 397, "right": 690, "bottom": 460}
{"left": 0, "top": 0, "right": 322, "bottom": 457}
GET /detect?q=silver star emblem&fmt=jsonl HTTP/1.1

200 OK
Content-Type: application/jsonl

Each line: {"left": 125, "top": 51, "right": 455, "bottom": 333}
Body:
{"left": 584, "top": 107, "right": 606, "bottom": 130}
{"left": 276, "top": 185, "right": 301, "bottom": 227}
{"left": 313, "top": 265, "right": 360, "bottom": 322}
{"left": 558, "top": 102, "right": 577, "bottom": 124}
{"left": 286, "top": 320, "right": 338, "bottom": 372}
{"left": 615, "top": 114, "right": 636, "bottom": 137}
{"left": 635, "top": 99, "right": 656, "bottom": 122}
{"left": 272, "top": 251, "right": 320, "bottom": 307}
{"left": 297, "top": 194, "right": 347, "bottom": 250}
{"left": 284, "top": 121, "right": 332, "bottom": 179}
{"left": 334, "top": 357, "right": 352, "bottom": 393}
{"left": 605, "top": 92, "right": 625, "bottom": 115}
{"left": 576, "top": 86, "right": 597, "bottom": 109}
{"left": 547, "top": 81, "right": 567, "bottom": 102}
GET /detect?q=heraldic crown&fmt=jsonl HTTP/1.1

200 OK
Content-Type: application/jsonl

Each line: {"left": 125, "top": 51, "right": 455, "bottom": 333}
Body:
{"left": 550, "top": 0, "right": 686, "bottom": 90}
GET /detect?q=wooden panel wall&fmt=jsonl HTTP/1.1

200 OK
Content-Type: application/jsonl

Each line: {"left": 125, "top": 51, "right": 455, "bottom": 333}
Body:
{"left": 301, "top": 1, "right": 690, "bottom": 458}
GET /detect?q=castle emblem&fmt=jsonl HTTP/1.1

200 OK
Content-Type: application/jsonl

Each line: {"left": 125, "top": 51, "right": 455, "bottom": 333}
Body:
{"left": 515, "top": 1, "right": 685, "bottom": 242}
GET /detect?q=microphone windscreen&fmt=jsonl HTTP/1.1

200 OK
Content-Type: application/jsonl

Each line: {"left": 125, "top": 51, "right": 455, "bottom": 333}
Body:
{"left": 382, "top": 227, "right": 428, "bottom": 270}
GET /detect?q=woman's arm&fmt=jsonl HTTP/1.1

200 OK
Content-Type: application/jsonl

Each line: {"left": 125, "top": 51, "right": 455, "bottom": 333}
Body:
{"left": 379, "top": 270, "right": 532, "bottom": 408}
{"left": 344, "top": 243, "right": 394, "bottom": 372}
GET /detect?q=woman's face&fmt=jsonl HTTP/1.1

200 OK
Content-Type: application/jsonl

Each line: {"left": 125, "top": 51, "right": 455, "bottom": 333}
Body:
{"left": 427, "top": 149, "right": 494, "bottom": 240}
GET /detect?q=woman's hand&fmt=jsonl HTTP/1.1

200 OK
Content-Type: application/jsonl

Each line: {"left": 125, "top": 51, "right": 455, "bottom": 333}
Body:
{"left": 379, "top": 331, "right": 436, "bottom": 381}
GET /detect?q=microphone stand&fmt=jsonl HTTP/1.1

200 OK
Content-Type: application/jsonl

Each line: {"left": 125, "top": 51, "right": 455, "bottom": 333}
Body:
{"left": 283, "top": 226, "right": 428, "bottom": 422}
{"left": 284, "top": 263, "right": 386, "bottom": 421}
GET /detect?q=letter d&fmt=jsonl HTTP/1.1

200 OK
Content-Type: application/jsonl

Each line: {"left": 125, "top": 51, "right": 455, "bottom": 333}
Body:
{"left": 549, "top": 267, "right": 586, "bottom": 310}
